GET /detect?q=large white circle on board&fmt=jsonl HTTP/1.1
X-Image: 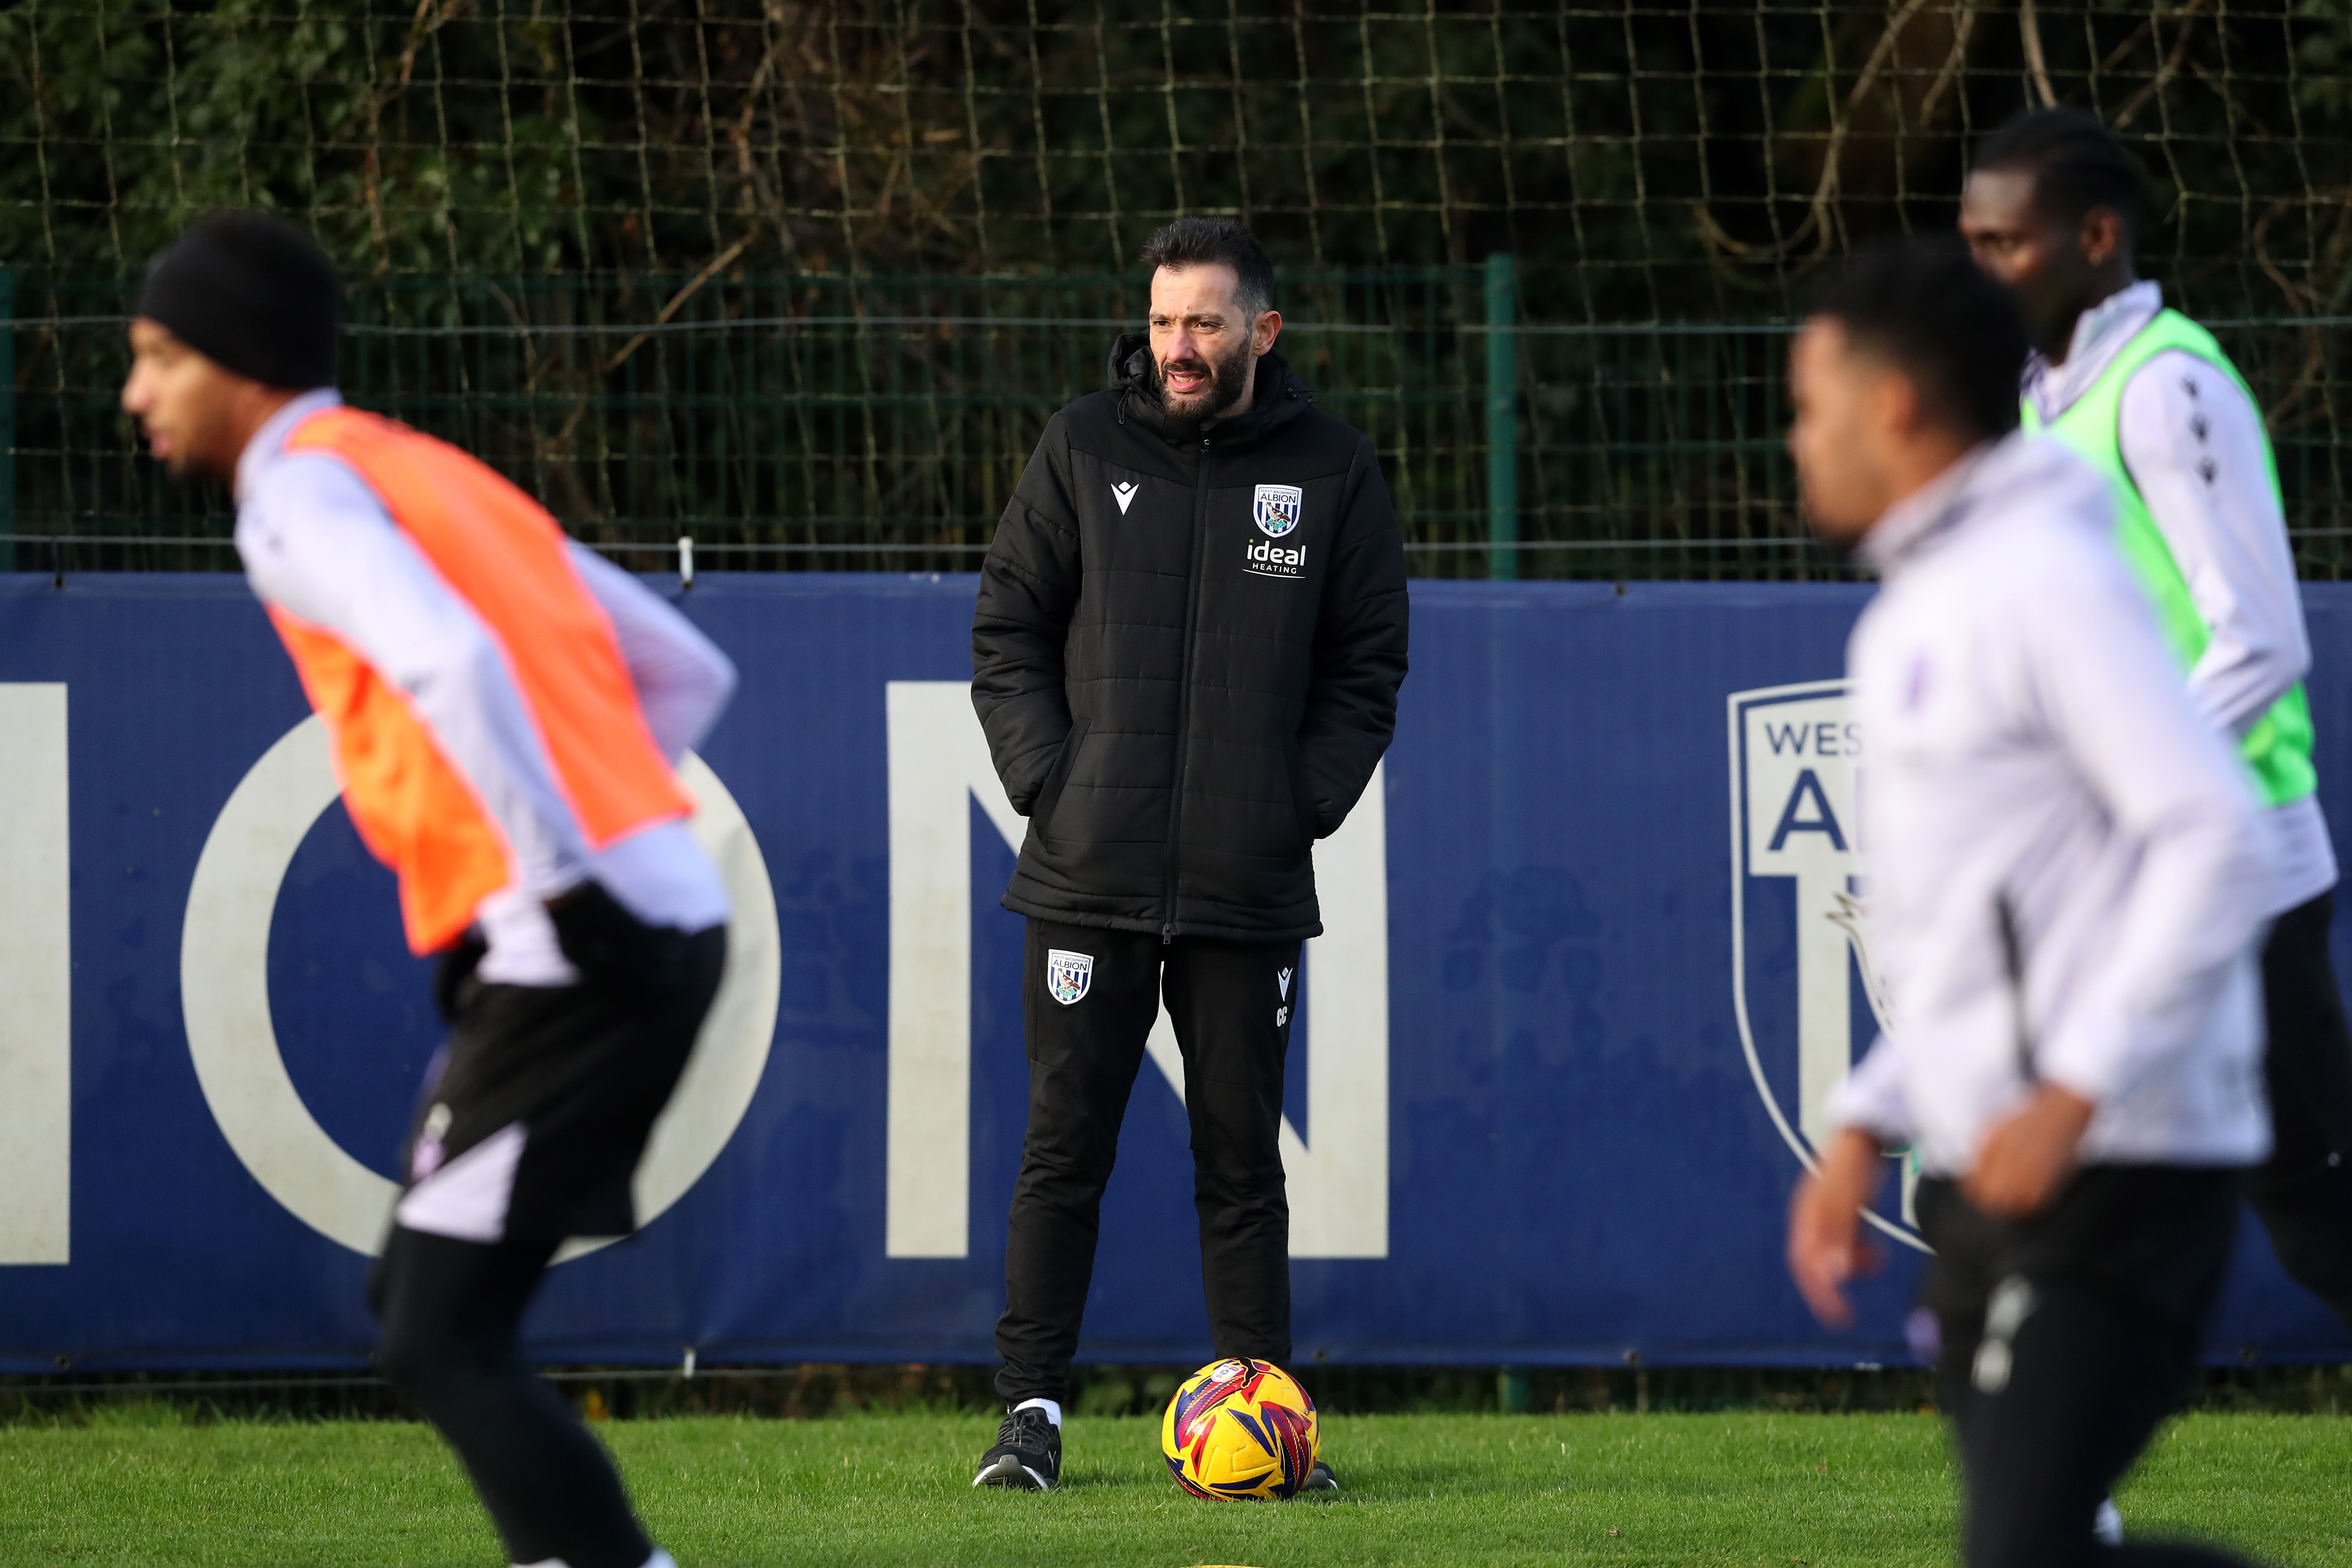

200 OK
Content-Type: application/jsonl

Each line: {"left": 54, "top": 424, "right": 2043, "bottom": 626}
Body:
{"left": 180, "top": 715, "right": 779, "bottom": 1259}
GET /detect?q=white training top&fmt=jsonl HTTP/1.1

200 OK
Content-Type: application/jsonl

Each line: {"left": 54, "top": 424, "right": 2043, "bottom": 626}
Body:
{"left": 2025, "top": 281, "right": 2337, "bottom": 917}
{"left": 233, "top": 390, "right": 737, "bottom": 986}
{"left": 1826, "top": 433, "right": 2273, "bottom": 1176}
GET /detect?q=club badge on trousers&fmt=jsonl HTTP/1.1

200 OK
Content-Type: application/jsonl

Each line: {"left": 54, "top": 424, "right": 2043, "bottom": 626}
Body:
{"left": 1046, "top": 949, "right": 1094, "bottom": 1005}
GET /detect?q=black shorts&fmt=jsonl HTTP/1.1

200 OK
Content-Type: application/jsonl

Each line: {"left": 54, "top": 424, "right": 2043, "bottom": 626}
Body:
{"left": 397, "top": 924, "right": 727, "bottom": 1244}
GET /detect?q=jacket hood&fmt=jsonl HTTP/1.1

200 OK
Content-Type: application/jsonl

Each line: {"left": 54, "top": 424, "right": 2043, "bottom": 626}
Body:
{"left": 1105, "top": 332, "right": 1316, "bottom": 449}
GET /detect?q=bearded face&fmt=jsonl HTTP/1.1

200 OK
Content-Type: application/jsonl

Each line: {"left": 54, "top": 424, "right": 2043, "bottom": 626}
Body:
{"left": 1151, "top": 327, "right": 1256, "bottom": 420}
{"left": 1145, "top": 263, "right": 1272, "bottom": 423}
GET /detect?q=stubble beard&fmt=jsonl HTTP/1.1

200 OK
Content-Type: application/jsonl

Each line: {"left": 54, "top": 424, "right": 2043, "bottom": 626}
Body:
{"left": 1152, "top": 340, "right": 1252, "bottom": 421}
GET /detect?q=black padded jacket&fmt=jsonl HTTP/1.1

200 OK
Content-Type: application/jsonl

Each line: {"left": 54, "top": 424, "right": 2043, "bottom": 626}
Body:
{"left": 971, "top": 336, "right": 1410, "bottom": 941}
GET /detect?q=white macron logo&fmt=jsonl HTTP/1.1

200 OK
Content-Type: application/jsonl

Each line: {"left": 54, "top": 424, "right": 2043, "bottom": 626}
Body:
{"left": 1111, "top": 480, "right": 1139, "bottom": 514}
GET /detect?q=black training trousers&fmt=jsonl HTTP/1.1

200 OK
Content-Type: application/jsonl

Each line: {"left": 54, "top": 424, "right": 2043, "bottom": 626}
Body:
{"left": 2250, "top": 891, "right": 2352, "bottom": 1329}
{"left": 995, "top": 918, "right": 1301, "bottom": 1405}
{"left": 372, "top": 1227, "right": 650, "bottom": 1568}
{"left": 368, "top": 922, "right": 725, "bottom": 1568}
{"left": 1917, "top": 1168, "right": 2262, "bottom": 1568}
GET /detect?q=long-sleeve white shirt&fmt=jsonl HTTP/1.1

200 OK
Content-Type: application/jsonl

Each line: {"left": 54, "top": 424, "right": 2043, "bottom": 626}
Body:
{"left": 2025, "top": 281, "right": 2335, "bottom": 916}
{"left": 234, "top": 390, "right": 737, "bottom": 985}
{"left": 1825, "top": 433, "right": 2273, "bottom": 1175}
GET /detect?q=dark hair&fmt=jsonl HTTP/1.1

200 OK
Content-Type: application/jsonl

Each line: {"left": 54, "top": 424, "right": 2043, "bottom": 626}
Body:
{"left": 1808, "top": 236, "right": 2029, "bottom": 442}
{"left": 1139, "top": 217, "right": 1275, "bottom": 319}
{"left": 1972, "top": 107, "right": 2145, "bottom": 243}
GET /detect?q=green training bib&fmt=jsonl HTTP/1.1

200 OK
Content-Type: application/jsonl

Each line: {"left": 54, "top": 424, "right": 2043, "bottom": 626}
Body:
{"left": 2021, "top": 308, "right": 2316, "bottom": 807}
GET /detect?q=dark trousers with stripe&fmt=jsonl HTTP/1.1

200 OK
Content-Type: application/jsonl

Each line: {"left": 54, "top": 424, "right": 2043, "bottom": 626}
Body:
{"left": 367, "top": 924, "right": 724, "bottom": 1568}
{"left": 2250, "top": 891, "right": 2352, "bottom": 1329}
{"left": 1918, "top": 1169, "right": 2261, "bottom": 1568}
{"left": 994, "top": 918, "right": 1301, "bottom": 1406}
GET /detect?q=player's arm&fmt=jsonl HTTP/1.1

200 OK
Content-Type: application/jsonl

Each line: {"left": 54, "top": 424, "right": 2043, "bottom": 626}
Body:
{"left": 1790, "top": 1036, "right": 1906, "bottom": 1325}
{"left": 237, "top": 453, "right": 592, "bottom": 902}
{"left": 972, "top": 414, "right": 1084, "bottom": 813}
{"left": 2121, "top": 350, "right": 2309, "bottom": 737}
{"left": 565, "top": 541, "right": 738, "bottom": 763}
{"left": 1296, "top": 435, "right": 1410, "bottom": 836}
{"left": 1788, "top": 1128, "right": 1884, "bottom": 1328}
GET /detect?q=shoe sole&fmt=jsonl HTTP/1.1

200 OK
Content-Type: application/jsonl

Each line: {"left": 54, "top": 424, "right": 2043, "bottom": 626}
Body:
{"left": 972, "top": 1454, "right": 1054, "bottom": 1491}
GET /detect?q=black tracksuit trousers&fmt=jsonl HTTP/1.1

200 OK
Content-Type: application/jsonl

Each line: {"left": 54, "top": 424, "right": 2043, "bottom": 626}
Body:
{"left": 995, "top": 918, "right": 1301, "bottom": 1406}
{"left": 367, "top": 922, "right": 725, "bottom": 1568}
{"left": 1917, "top": 1169, "right": 2262, "bottom": 1568}
{"left": 2250, "top": 891, "right": 2352, "bottom": 1329}
{"left": 372, "top": 1227, "right": 652, "bottom": 1568}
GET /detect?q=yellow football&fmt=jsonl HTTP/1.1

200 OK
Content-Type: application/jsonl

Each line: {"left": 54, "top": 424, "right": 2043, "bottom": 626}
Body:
{"left": 1160, "top": 1357, "right": 1320, "bottom": 1500}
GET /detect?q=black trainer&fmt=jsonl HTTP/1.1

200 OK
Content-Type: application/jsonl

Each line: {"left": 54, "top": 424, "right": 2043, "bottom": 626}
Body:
{"left": 972, "top": 1405, "right": 1061, "bottom": 1490}
{"left": 1300, "top": 1459, "right": 1339, "bottom": 1494}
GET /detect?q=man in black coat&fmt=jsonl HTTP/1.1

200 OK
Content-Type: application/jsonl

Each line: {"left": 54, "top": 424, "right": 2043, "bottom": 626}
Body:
{"left": 969, "top": 217, "right": 1409, "bottom": 1491}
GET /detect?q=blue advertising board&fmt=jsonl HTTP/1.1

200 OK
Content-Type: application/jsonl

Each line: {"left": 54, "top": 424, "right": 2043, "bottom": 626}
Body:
{"left": 1, "top": 571, "right": 2346, "bottom": 1371}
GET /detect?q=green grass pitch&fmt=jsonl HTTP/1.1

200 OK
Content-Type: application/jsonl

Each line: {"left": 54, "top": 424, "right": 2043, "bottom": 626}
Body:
{"left": 4, "top": 1410, "right": 2351, "bottom": 1567}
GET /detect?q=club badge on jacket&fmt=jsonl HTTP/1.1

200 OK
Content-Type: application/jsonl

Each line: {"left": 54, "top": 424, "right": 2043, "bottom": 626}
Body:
{"left": 1247, "top": 484, "right": 1307, "bottom": 580}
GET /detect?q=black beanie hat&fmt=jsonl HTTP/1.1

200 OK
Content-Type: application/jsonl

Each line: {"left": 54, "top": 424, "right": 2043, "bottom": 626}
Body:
{"left": 136, "top": 212, "right": 342, "bottom": 390}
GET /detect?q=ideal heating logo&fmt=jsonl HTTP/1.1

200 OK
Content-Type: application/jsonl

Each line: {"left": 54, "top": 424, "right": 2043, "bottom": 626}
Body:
{"left": 1244, "top": 536, "right": 1308, "bottom": 579}
{"left": 1245, "top": 483, "right": 1307, "bottom": 578}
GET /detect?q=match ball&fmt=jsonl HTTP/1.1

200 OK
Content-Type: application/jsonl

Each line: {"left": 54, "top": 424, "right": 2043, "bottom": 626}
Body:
{"left": 1160, "top": 1357, "right": 1320, "bottom": 1500}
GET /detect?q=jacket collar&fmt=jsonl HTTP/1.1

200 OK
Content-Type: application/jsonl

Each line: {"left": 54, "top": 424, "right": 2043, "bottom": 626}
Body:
{"left": 1857, "top": 440, "right": 1996, "bottom": 576}
{"left": 1856, "top": 431, "right": 2093, "bottom": 579}
{"left": 2022, "top": 279, "right": 2163, "bottom": 423}
{"left": 1105, "top": 333, "right": 1315, "bottom": 449}
{"left": 235, "top": 386, "right": 344, "bottom": 504}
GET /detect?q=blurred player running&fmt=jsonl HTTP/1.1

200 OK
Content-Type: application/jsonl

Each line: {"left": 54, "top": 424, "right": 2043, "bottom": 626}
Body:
{"left": 1786, "top": 238, "right": 2275, "bottom": 1568}
{"left": 1963, "top": 109, "right": 2352, "bottom": 1335}
{"left": 123, "top": 211, "right": 737, "bottom": 1568}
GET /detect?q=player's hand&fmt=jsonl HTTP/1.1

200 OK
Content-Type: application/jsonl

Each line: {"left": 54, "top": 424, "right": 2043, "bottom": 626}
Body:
{"left": 545, "top": 878, "right": 684, "bottom": 1001}
{"left": 1787, "top": 1128, "right": 1885, "bottom": 1328}
{"left": 1965, "top": 1083, "right": 2094, "bottom": 1217}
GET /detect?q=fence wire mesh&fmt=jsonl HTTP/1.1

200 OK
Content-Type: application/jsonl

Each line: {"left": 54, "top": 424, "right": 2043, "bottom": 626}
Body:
{"left": 1, "top": 1, "right": 2347, "bottom": 576}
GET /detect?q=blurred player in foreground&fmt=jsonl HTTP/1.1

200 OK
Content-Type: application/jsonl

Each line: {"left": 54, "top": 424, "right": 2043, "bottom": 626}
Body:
{"left": 123, "top": 211, "right": 736, "bottom": 1568}
{"left": 1963, "top": 108, "right": 2352, "bottom": 1337}
{"left": 1785, "top": 237, "right": 2274, "bottom": 1568}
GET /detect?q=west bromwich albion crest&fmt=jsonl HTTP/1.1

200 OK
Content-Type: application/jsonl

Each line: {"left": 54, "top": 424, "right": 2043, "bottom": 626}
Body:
{"left": 1727, "top": 679, "right": 1923, "bottom": 1251}
{"left": 1046, "top": 948, "right": 1094, "bottom": 1006}
{"left": 1253, "top": 484, "right": 1303, "bottom": 537}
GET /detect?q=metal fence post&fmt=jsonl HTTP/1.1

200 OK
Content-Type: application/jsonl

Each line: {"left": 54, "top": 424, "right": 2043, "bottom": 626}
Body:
{"left": 1, "top": 266, "right": 14, "bottom": 573}
{"left": 1484, "top": 253, "right": 1517, "bottom": 582}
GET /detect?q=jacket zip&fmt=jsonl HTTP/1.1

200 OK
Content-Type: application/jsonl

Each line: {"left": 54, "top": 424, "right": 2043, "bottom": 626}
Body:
{"left": 1996, "top": 892, "right": 2035, "bottom": 1084}
{"left": 1161, "top": 431, "right": 1215, "bottom": 942}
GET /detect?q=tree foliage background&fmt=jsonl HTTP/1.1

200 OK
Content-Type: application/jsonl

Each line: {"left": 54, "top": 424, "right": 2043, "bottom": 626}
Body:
{"left": 1, "top": 2, "right": 2346, "bottom": 574}
{"left": 4, "top": 0, "right": 2348, "bottom": 321}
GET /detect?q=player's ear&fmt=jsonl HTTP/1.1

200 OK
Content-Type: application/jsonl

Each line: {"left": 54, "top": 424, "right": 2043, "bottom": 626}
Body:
{"left": 2080, "top": 205, "right": 2126, "bottom": 270}
{"left": 1872, "top": 361, "right": 1929, "bottom": 447}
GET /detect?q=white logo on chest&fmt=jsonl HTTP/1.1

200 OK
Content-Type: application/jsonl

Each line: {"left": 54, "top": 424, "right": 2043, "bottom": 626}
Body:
{"left": 1111, "top": 480, "right": 1139, "bottom": 515}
